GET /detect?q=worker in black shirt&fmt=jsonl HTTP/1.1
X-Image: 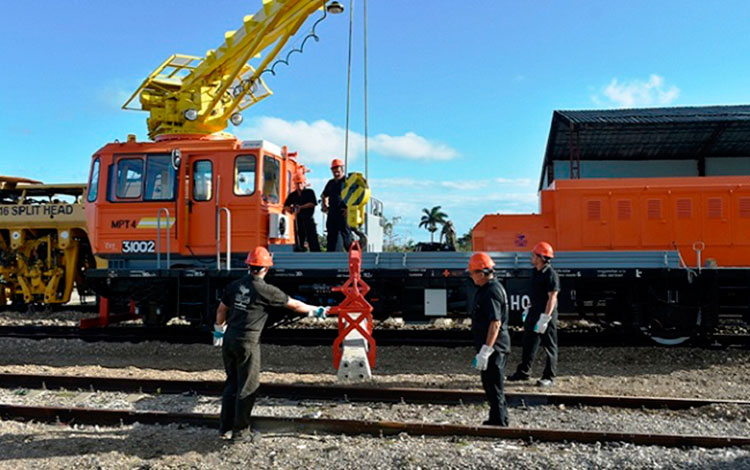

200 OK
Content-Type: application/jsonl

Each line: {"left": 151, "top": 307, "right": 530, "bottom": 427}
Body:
{"left": 468, "top": 252, "right": 510, "bottom": 427}
{"left": 508, "top": 241, "right": 560, "bottom": 387}
{"left": 284, "top": 172, "right": 320, "bottom": 252}
{"left": 214, "top": 246, "right": 328, "bottom": 441}
{"left": 321, "top": 158, "right": 352, "bottom": 252}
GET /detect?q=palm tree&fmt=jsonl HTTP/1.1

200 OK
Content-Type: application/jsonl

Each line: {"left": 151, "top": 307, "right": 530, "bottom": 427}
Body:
{"left": 419, "top": 206, "right": 448, "bottom": 242}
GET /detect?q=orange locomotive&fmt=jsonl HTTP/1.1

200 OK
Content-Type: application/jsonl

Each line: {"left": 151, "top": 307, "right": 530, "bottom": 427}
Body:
{"left": 84, "top": 136, "right": 303, "bottom": 266}
{"left": 473, "top": 176, "right": 750, "bottom": 268}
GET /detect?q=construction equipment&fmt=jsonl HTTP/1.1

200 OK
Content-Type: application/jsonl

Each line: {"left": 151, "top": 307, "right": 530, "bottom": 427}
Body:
{"left": 123, "top": 0, "right": 344, "bottom": 139}
{"left": 0, "top": 177, "right": 97, "bottom": 307}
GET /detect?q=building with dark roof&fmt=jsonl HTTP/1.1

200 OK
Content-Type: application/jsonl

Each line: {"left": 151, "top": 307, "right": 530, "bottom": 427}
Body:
{"left": 540, "top": 105, "right": 750, "bottom": 190}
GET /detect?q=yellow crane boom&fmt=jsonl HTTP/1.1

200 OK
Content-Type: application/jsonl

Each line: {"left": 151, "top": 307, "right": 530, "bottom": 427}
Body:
{"left": 123, "top": 0, "right": 342, "bottom": 139}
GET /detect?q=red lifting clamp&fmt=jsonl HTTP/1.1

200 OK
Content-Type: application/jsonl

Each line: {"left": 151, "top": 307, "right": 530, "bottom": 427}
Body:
{"left": 329, "top": 241, "right": 376, "bottom": 371}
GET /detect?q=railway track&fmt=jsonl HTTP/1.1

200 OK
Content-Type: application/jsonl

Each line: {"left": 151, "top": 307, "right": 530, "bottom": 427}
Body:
{"left": 2, "top": 373, "right": 748, "bottom": 448}
{"left": 4, "top": 373, "right": 749, "bottom": 411}
{"left": 1, "top": 325, "right": 746, "bottom": 347}
{"left": 1, "top": 403, "right": 748, "bottom": 449}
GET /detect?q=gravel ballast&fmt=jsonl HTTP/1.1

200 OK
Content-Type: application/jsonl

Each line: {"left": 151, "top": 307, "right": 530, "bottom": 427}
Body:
{"left": 1, "top": 335, "right": 749, "bottom": 468}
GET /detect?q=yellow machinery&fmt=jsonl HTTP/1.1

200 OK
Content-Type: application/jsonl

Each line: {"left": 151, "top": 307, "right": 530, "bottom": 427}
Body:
{"left": 123, "top": 0, "right": 344, "bottom": 139}
{"left": 0, "top": 177, "right": 97, "bottom": 307}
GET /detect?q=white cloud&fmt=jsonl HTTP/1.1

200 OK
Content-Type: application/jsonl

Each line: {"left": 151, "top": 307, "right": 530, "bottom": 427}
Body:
{"left": 237, "top": 116, "right": 459, "bottom": 163}
{"left": 593, "top": 74, "right": 680, "bottom": 108}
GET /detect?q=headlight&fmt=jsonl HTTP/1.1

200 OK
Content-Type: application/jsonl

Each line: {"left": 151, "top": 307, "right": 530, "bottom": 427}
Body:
{"left": 230, "top": 113, "right": 244, "bottom": 126}
{"left": 183, "top": 109, "right": 199, "bottom": 121}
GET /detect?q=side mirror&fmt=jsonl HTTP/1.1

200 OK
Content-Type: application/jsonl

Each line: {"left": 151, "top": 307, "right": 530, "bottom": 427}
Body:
{"left": 171, "top": 149, "right": 182, "bottom": 171}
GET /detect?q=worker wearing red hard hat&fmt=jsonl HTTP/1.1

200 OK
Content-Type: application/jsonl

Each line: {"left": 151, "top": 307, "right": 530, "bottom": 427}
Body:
{"left": 321, "top": 158, "right": 352, "bottom": 251}
{"left": 508, "top": 241, "right": 560, "bottom": 387}
{"left": 214, "top": 246, "right": 328, "bottom": 441}
{"left": 468, "top": 252, "right": 510, "bottom": 427}
{"left": 283, "top": 171, "right": 320, "bottom": 252}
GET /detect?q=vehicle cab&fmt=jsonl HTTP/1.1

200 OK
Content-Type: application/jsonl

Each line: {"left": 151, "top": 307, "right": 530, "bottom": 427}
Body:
{"left": 84, "top": 135, "right": 302, "bottom": 269}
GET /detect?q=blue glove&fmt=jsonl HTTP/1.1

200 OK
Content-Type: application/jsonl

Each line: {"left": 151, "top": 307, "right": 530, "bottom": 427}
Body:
{"left": 213, "top": 324, "right": 226, "bottom": 347}
{"left": 308, "top": 306, "right": 329, "bottom": 320}
{"left": 472, "top": 345, "right": 494, "bottom": 371}
{"left": 534, "top": 314, "right": 552, "bottom": 334}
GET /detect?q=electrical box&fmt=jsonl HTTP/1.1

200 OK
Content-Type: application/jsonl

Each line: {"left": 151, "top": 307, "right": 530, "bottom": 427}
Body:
{"left": 269, "top": 213, "right": 290, "bottom": 239}
{"left": 424, "top": 289, "right": 447, "bottom": 317}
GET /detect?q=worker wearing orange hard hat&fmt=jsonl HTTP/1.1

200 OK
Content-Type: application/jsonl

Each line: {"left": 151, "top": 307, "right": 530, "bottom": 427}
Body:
{"left": 284, "top": 171, "right": 320, "bottom": 252}
{"left": 214, "top": 246, "right": 328, "bottom": 441}
{"left": 468, "top": 252, "right": 510, "bottom": 427}
{"left": 321, "top": 158, "right": 352, "bottom": 251}
{"left": 508, "top": 241, "right": 560, "bottom": 387}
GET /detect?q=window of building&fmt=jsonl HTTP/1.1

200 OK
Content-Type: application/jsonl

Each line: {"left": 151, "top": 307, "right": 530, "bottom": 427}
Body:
{"left": 234, "top": 155, "right": 256, "bottom": 196}
{"left": 263, "top": 155, "right": 280, "bottom": 203}
{"left": 87, "top": 158, "right": 100, "bottom": 202}
{"left": 115, "top": 158, "right": 144, "bottom": 199}
{"left": 144, "top": 155, "right": 176, "bottom": 201}
{"left": 193, "top": 160, "right": 213, "bottom": 201}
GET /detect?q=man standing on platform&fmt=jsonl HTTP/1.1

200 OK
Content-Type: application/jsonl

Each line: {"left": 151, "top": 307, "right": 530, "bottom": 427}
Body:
{"left": 284, "top": 172, "right": 320, "bottom": 252}
{"left": 321, "top": 158, "right": 352, "bottom": 251}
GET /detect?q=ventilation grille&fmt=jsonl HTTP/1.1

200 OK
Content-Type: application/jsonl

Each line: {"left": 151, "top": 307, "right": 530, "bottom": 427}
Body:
{"left": 647, "top": 199, "right": 662, "bottom": 220}
{"left": 616, "top": 200, "right": 631, "bottom": 220}
{"left": 707, "top": 198, "right": 723, "bottom": 219}
{"left": 676, "top": 198, "right": 692, "bottom": 219}
{"left": 586, "top": 200, "right": 602, "bottom": 221}
{"left": 740, "top": 198, "right": 750, "bottom": 219}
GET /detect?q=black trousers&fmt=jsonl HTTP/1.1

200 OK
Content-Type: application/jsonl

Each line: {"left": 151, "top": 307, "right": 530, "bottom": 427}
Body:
{"left": 515, "top": 316, "right": 558, "bottom": 380}
{"left": 220, "top": 337, "right": 261, "bottom": 433}
{"left": 326, "top": 214, "right": 352, "bottom": 252}
{"left": 295, "top": 216, "right": 320, "bottom": 252}
{"left": 480, "top": 350, "right": 509, "bottom": 425}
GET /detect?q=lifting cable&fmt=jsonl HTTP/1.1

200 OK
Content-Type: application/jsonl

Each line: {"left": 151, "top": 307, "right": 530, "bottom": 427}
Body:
{"left": 343, "top": 0, "right": 355, "bottom": 173}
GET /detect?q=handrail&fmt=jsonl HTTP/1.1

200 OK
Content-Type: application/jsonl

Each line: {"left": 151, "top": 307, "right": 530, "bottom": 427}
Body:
{"left": 216, "top": 207, "right": 232, "bottom": 271}
{"left": 156, "top": 208, "right": 171, "bottom": 269}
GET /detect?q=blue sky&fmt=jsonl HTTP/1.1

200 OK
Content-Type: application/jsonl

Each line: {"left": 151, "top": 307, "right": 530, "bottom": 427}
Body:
{"left": 2, "top": 1, "right": 750, "bottom": 242}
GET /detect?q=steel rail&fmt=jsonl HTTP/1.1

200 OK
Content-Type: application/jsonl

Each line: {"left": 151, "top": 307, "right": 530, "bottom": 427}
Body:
{"left": 0, "top": 403, "right": 747, "bottom": 448}
{"left": 2, "top": 373, "right": 749, "bottom": 411}
{"left": 0, "top": 325, "right": 746, "bottom": 348}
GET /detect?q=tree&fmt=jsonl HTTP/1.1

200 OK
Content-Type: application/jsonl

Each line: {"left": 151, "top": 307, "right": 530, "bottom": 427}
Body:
{"left": 419, "top": 206, "right": 448, "bottom": 242}
{"left": 383, "top": 216, "right": 415, "bottom": 252}
{"left": 456, "top": 230, "right": 473, "bottom": 252}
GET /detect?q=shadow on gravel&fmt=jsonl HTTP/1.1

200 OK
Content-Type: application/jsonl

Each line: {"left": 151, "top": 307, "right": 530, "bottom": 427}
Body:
{"left": 0, "top": 427, "right": 224, "bottom": 462}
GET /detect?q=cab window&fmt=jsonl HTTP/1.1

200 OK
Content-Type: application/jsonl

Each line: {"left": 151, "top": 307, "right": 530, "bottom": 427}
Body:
{"left": 234, "top": 155, "right": 256, "bottom": 196}
{"left": 287, "top": 170, "right": 292, "bottom": 195}
{"left": 263, "top": 155, "right": 280, "bottom": 203}
{"left": 115, "top": 158, "right": 143, "bottom": 199}
{"left": 193, "top": 160, "right": 213, "bottom": 201}
{"left": 144, "top": 155, "right": 176, "bottom": 201}
{"left": 87, "top": 158, "right": 100, "bottom": 202}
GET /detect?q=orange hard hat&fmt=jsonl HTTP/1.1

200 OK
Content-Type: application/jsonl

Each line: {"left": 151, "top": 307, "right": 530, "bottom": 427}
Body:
{"left": 330, "top": 158, "right": 344, "bottom": 169}
{"left": 468, "top": 252, "right": 495, "bottom": 271}
{"left": 292, "top": 172, "right": 306, "bottom": 183}
{"left": 533, "top": 241, "right": 554, "bottom": 259}
{"left": 245, "top": 246, "right": 273, "bottom": 267}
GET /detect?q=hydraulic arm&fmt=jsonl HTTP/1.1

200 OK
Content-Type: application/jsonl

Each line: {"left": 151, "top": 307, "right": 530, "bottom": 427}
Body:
{"left": 123, "top": 0, "right": 341, "bottom": 139}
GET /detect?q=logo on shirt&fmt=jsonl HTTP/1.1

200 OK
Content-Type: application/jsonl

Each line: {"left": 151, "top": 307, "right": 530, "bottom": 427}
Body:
{"left": 234, "top": 285, "right": 252, "bottom": 310}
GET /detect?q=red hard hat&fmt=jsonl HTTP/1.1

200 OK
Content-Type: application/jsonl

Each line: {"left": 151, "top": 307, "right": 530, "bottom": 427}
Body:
{"left": 533, "top": 241, "right": 554, "bottom": 259}
{"left": 245, "top": 246, "right": 273, "bottom": 267}
{"left": 292, "top": 172, "right": 306, "bottom": 183}
{"left": 468, "top": 252, "right": 495, "bottom": 271}
{"left": 330, "top": 158, "right": 344, "bottom": 169}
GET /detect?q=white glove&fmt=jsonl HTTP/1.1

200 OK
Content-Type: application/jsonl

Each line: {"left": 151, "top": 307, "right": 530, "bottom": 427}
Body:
{"left": 534, "top": 314, "right": 552, "bottom": 334}
{"left": 472, "top": 345, "right": 494, "bottom": 371}
{"left": 213, "top": 323, "right": 227, "bottom": 347}
{"left": 308, "top": 306, "right": 329, "bottom": 320}
{"left": 521, "top": 307, "right": 529, "bottom": 323}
